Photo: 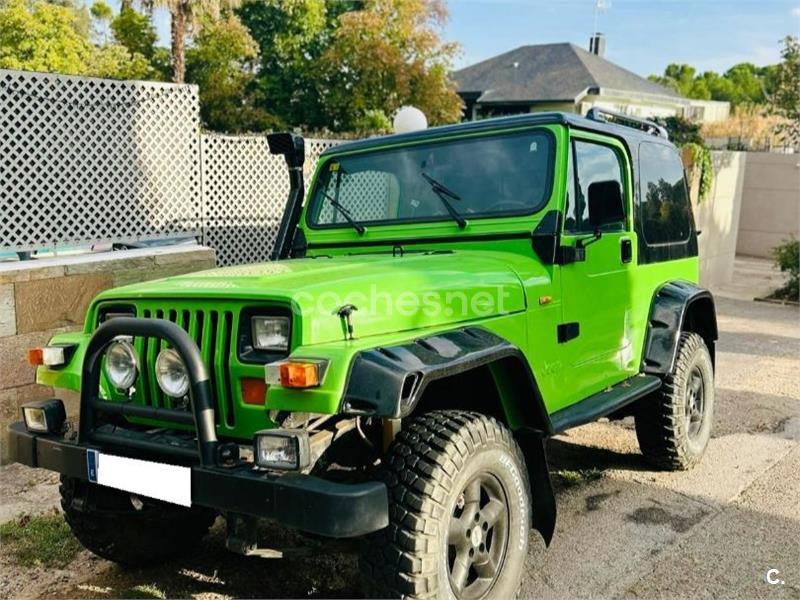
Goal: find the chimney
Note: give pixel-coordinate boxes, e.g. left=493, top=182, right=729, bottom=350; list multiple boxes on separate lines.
left=589, top=33, right=606, bottom=57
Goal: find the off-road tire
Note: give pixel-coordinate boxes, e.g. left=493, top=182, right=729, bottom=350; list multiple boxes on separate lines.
left=60, top=475, right=216, bottom=566
left=360, top=410, right=531, bottom=599
left=635, top=332, right=714, bottom=470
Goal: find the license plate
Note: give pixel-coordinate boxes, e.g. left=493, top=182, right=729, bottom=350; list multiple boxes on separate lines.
left=86, top=450, right=192, bottom=507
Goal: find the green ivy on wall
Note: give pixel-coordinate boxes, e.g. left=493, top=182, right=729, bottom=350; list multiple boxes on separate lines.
left=683, top=142, right=714, bottom=203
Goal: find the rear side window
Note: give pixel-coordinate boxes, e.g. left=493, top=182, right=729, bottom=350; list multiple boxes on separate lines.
left=638, top=142, right=692, bottom=244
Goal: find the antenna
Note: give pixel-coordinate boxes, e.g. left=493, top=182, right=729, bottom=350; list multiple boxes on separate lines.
left=593, top=0, right=611, bottom=36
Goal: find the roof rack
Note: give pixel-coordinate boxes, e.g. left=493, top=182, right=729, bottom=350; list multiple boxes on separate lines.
left=585, top=107, right=669, bottom=140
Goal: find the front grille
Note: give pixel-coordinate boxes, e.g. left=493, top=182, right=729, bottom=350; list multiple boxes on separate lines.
left=132, top=307, right=236, bottom=427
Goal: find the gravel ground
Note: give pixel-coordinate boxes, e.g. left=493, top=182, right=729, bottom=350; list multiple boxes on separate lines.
left=1, top=257, right=798, bottom=599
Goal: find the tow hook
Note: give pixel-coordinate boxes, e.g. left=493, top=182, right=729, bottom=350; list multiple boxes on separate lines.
left=216, top=442, right=240, bottom=467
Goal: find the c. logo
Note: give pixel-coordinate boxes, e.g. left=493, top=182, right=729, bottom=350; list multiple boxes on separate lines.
left=765, top=569, right=783, bottom=585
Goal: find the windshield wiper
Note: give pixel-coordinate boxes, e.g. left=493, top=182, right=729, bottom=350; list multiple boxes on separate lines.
left=322, top=192, right=365, bottom=235
left=421, top=172, right=467, bottom=229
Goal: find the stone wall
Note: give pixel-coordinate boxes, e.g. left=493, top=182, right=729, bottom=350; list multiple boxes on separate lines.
left=0, top=245, right=215, bottom=463
left=736, top=152, right=800, bottom=258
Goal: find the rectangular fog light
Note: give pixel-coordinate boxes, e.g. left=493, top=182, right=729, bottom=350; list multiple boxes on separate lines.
left=254, top=429, right=310, bottom=470
left=22, top=399, right=66, bottom=434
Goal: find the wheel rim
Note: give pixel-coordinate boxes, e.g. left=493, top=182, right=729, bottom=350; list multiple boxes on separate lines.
left=685, top=366, right=705, bottom=440
left=446, top=473, right=510, bottom=599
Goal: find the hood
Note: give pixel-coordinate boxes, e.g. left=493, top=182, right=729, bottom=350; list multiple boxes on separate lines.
left=95, top=250, right=529, bottom=345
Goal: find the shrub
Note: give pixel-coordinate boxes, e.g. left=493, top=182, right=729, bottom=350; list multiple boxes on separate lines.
left=770, top=236, right=799, bottom=301
left=655, top=116, right=714, bottom=203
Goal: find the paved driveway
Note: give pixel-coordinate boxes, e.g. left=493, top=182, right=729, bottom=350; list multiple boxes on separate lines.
left=1, top=258, right=798, bottom=599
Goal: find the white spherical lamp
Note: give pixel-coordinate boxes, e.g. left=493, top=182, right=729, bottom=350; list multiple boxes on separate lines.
left=393, top=106, right=428, bottom=134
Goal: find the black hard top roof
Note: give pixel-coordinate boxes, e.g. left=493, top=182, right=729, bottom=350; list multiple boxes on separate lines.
left=321, top=112, right=675, bottom=157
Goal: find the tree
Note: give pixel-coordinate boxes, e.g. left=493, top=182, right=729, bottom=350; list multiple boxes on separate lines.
left=89, top=43, right=153, bottom=79
left=0, top=0, right=93, bottom=73
left=650, top=60, right=776, bottom=107
left=152, top=0, right=240, bottom=83
left=772, top=36, right=800, bottom=145
left=90, top=1, right=113, bottom=43
left=700, top=71, right=738, bottom=103
left=649, top=64, right=697, bottom=96
left=46, top=0, right=92, bottom=38
left=110, top=6, right=169, bottom=79
left=0, top=0, right=157, bottom=80
left=724, top=63, right=765, bottom=104
left=111, top=6, right=158, bottom=60
left=186, top=16, right=278, bottom=131
left=317, top=0, right=462, bottom=132
left=237, top=0, right=334, bottom=129
left=238, top=0, right=462, bottom=132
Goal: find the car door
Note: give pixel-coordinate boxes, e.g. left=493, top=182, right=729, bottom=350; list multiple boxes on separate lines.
left=558, top=134, right=637, bottom=403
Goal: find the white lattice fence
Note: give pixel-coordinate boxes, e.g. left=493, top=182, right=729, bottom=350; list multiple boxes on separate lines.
left=0, top=70, right=201, bottom=251
left=0, top=69, right=345, bottom=266
left=200, top=135, right=338, bottom=266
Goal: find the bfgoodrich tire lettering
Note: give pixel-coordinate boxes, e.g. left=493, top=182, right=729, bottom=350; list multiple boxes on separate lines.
left=635, top=332, right=714, bottom=470
left=60, top=476, right=216, bottom=566
left=359, top=410, right=531, bottom=599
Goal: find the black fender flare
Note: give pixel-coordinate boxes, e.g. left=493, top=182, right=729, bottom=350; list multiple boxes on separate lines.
left=340, top=327, right=551, bottom=428
left=516, top=427, right=557, bottom=546
left=642, top=280, right=718, bottom=375
left=339, top=326, right=557, bottom=544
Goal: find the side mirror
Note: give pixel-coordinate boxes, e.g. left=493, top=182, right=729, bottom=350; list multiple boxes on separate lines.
left=587, top=180, right=625, bottom=230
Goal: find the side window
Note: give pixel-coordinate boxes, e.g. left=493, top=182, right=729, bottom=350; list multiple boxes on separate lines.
left=565, top=140, right=625, bottom=233
left=638, top=142, right=692, bottom=245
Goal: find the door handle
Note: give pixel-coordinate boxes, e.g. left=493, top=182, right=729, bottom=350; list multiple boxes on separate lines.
left=620, top=238, right=632, bottom=263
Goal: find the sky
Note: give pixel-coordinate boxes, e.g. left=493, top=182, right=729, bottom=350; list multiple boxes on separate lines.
left=445, top=0, right=799, bottom=74
left=97, top=0, right=800, bottom=78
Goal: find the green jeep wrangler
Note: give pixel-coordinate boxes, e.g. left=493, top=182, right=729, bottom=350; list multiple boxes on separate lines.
left=9, top=109, right=717, bottom=599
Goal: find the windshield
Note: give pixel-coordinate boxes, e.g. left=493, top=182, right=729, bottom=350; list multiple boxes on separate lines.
left=307, top=129, right=554, bottom=229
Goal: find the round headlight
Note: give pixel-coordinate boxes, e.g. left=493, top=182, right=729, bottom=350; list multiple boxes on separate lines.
left=104, top=340, right=138, bottom=390
left=155, top=348, right=189, bottom=398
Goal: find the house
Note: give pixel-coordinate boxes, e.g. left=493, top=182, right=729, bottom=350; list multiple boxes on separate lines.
left=453, top=35, right=730, bottom=124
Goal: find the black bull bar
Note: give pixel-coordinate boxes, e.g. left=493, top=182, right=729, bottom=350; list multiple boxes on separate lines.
left=7, top=317, right=389, bottom=538
left=79, top=317, right=219, bottom=465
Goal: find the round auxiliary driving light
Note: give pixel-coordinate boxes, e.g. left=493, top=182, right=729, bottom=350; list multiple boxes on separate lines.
left=104, top=339, right=138, bottom=390
left=155, top=348, right=189, bottom=398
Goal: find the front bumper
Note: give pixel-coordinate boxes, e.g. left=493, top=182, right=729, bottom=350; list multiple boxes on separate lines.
left=8, top=421, right=388, bottom=538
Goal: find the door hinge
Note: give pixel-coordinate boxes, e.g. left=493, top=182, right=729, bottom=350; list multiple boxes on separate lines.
left=557, top=322, right=580, bottom=343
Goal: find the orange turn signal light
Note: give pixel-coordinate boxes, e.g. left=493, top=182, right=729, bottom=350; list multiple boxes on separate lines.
left=265, top=360, right=326, bottom=389
left=241, top=378, right=268, bottom=405
left=281, top=362, right=319, bottom=388
left=27, top=344, right=75, bottom=367
left=27, top=348, right=44, bottom=366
